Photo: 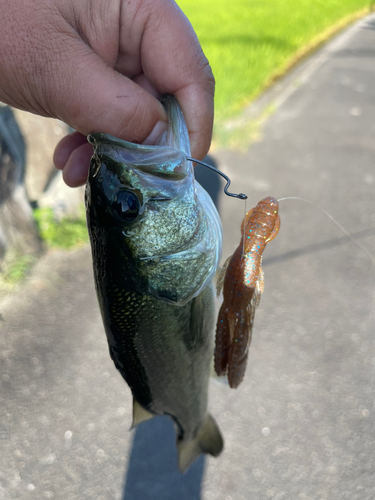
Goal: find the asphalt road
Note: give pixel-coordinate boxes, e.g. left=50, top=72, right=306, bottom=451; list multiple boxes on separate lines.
left=1, top=14, right=375, bottom=500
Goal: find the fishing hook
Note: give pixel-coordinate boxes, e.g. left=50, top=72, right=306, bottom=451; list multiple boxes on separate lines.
left=187, top=156, right=247, bottom=200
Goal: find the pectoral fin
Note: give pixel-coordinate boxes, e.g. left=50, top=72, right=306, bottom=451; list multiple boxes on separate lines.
left=177, top=413, right=224, bottom=473
left=131, top=397, right=154, bottom=428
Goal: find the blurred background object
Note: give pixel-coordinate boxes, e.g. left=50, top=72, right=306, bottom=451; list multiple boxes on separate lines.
left=12, top=110, right=67, bottom=203
left=13, top=111, right=85, bottom=221
left=0, top=105, right=41, bottom=281
left=0, top=109, right=87, bottom=290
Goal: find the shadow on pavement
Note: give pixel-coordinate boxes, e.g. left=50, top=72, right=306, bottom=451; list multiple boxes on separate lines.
left=194, top=155, right=222, bottom=209
left=122, top=416, right=205, bottom=500
left=264, top=226, right=374, bottom=267
left=333, top=48, right=375, bottom=58
left=363, top=17, right=375, bottom=30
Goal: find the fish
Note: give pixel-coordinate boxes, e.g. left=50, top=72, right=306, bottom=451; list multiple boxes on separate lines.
left=215, top=196, right=280, bottom=388
left=85, top=96, right=224, bottom=472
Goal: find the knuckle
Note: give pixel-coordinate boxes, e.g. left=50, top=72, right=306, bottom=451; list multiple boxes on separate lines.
left=116, top=94, right=147, bottom=142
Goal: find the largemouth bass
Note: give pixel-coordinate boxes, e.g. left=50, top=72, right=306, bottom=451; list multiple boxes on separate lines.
left=85, top=96, right=223, bottom=472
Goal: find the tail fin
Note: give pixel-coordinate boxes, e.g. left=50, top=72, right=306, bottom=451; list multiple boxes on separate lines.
left=177, top=414, right=224, bottom=472
left=131, top=397, right=154, bottom=429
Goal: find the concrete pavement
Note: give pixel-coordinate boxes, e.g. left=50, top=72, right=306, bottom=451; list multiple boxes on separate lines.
left=1, top=14, right=375, bottom=500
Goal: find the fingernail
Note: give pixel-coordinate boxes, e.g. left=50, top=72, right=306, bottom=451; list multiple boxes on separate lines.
left=143, top=121, right=168, bottom=145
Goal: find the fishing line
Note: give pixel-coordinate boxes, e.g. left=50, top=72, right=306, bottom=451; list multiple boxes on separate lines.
left=242, top=198, right=248, bottom=259
left=278, top=196, right=375, bottom=266
left=187, top=156, right=247, bottom=200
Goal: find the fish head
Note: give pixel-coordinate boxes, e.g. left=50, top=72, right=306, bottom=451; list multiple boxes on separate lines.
left=86, top=96, right=222, bottom=304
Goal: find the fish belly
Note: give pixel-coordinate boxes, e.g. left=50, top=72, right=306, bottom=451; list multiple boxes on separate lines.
left=98, top=275, right=216, bottom=441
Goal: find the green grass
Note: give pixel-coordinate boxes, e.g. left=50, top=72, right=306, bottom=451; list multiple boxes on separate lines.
left=178, top=0, right=370, bottom=123
left=33, top=207, right=88, bottom=249
left=0, top=209, right=88, bottom=289
left=3, top=255, right=37, bottom=285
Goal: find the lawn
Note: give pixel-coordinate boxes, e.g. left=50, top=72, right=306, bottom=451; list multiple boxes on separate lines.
left=177, top=0, right=370, bottom=123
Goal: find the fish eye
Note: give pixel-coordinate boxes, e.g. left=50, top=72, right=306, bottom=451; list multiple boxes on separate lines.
left=113, top=190, right=140, bottom=221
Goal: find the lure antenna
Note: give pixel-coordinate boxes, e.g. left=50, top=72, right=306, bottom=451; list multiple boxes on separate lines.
left=187, top=156, right=247, bottom=200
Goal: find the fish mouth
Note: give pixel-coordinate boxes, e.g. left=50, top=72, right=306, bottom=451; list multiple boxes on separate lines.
left=88, top=96, right=191, bottom=175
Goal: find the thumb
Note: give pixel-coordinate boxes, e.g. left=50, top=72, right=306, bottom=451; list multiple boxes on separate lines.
left=50, top=41, right=168, bottom=187
left=48, top=43, right=168, bottom=142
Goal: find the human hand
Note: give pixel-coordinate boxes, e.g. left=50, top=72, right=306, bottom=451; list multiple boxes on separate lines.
left=0, top=0, right=214, bottom=187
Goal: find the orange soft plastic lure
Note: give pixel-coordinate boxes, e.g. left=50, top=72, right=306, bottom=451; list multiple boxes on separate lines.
left=214, top=196, right=280, bottom=388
